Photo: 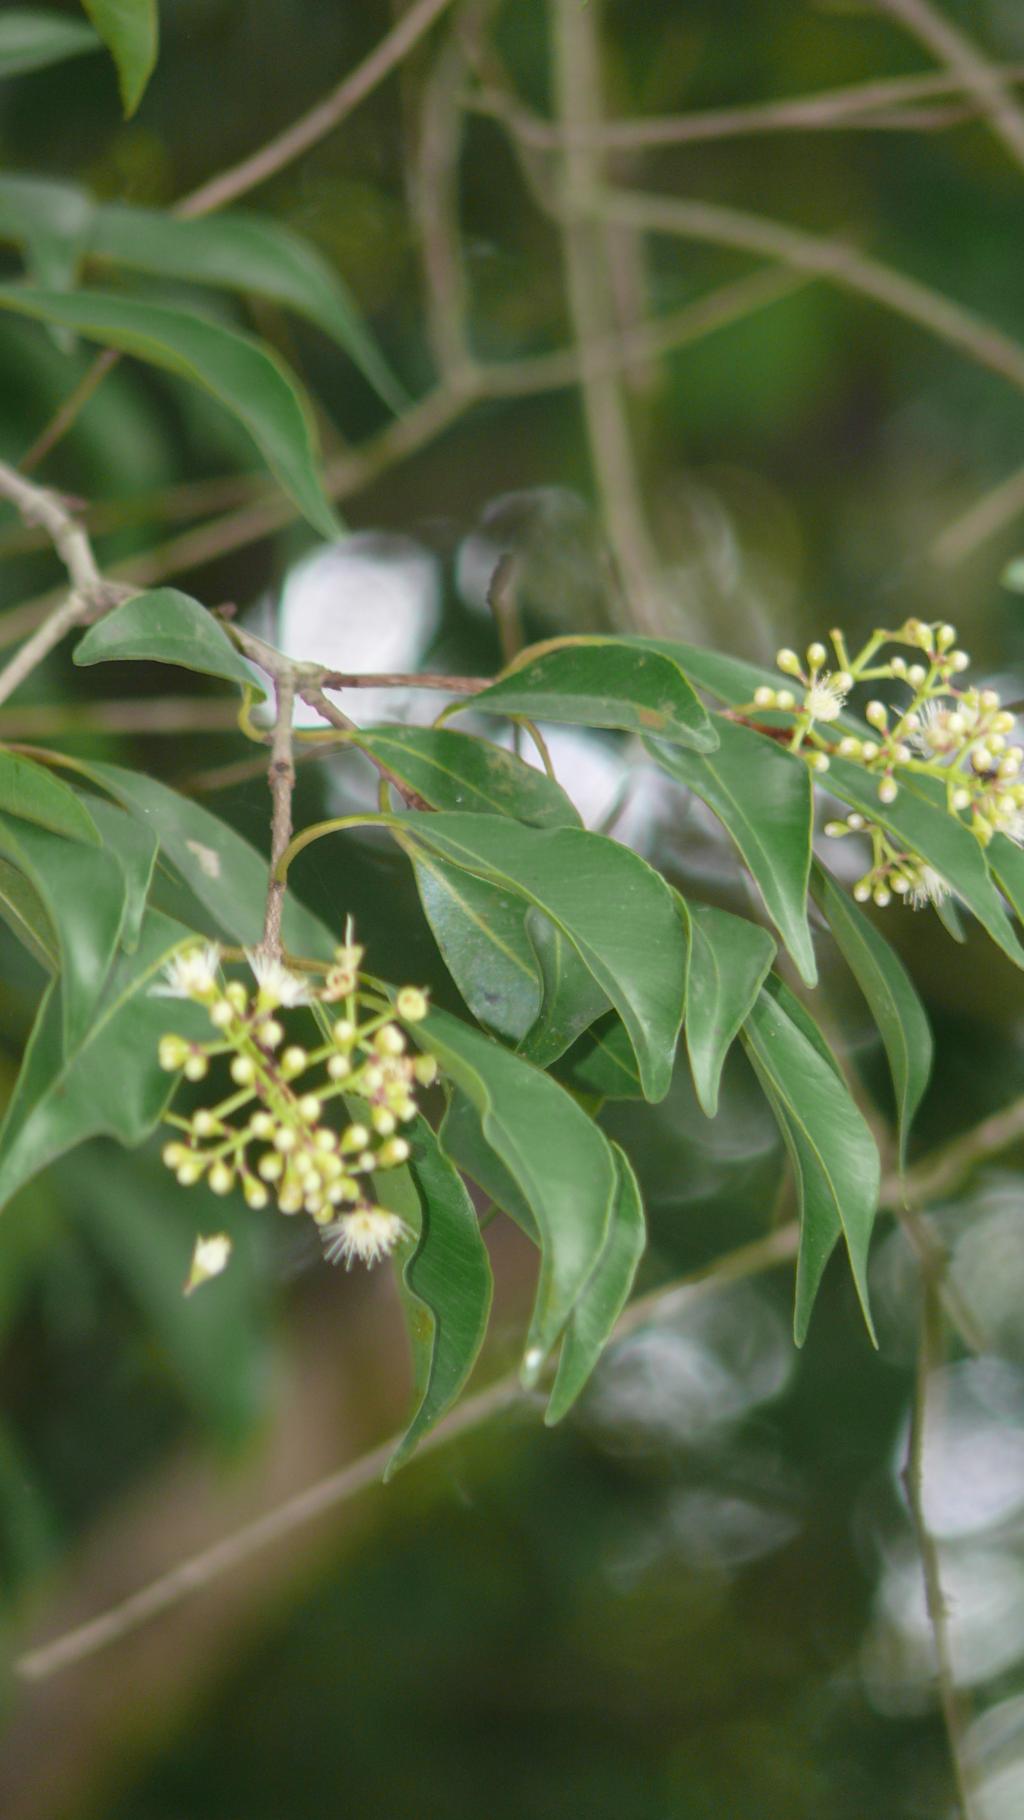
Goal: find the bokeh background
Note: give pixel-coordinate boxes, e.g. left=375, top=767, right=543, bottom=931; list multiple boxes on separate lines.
left=4, top=1, right=1024, bottom=1814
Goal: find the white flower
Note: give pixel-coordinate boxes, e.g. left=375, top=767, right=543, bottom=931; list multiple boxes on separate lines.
left=995, top=805, right=1024, bottom=847
left=152, top=943, right=221, bottom=1000
left=246, top=950, right=313, bottom=1008
left=803, top=673, right=848, bottom=725
left=321, top=1207, right=410, bottom=1269
left=184, top=1232, right=233, bottom=1294
left=908, top=866, right=949, bottom=911
left=910, top=698, right=977, bottom=759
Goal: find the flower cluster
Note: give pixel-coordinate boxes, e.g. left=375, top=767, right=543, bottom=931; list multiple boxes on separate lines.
left=739, top=620, right=1024, bottom=911
left=155, top=937, right=437, bottom=1284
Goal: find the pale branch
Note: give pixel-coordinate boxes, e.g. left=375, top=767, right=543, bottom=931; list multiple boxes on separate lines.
left=317, top=669, right=486, bottom=693
left=0, top=697, right=243, bottom=737
left=877, top=0, right=1024, bottom=174
left=929, top=461, right=1024, bottom=567
left=261, top=673, right=297, bottom=957
left=300, top=686, right=432, bottom=811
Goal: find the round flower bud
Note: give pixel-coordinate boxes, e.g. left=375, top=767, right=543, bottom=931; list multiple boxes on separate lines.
left=375, top=1024, right=406, bottom=1057
left=209, top=1162, right=233, bottom=1196
left=809, top=752, right=830, bottom=772
left=807, top=642, right=827, bottom=667
left=250, top=1111, right=275, bottom=1139
left=873, top=886, right=892, bottom=907
left=183, top=1053, right=209, bottom=1082
left=837, top=737, right=862, bottom=758
left=278, top=1185, right=304, bottom=1215
left=377, top=1138, right=411, bottom=1168
left=225, top=981, right=249, bottom=1014
left=853, top=882, right=872, bottom=903
left=327, top=1054, right=351, bottom=1082
left=413, top=1055, right=439, bottom=1087
left=208, top=999, right=234, bottom=1030
left=281, top=1046, right=307, bottom=1078
left=775, top=690, right=796, bottom=710
left=314, top=1127, right=338, bottom=1153
left=981, top=689, right=1001, bottom=710
left=372, top=1106, right=397, bottom=1136
left=892, top=874, right=911, bottom=895
left=753, top=686, right=776, bottom=708
left=865, top=700, right=887, bottom=730
left=341, top=1123, right=370, bottom=1153
left=361, top=1065, right=385, bottom=1093
left=244, top=1181, right=269, bottom=1210
left=298, top=1094, right=322, bottom=1123
left=894, top=744, right=912, bottom=765
left=396, top=987, right=429, bottom=1023
left=890, top=656, right=908, bottom=678
left=994, top=712, right=1016, bottom=734
left=776, top=648, right=801, bottom=676
left=951, top=651, right=970, bottom=672
left=258, top=1153, right=283, bottom=1182
left=256, top=1018, right=284, bottom=1049
left=951, top=788, right=971, bottom=811
left=332, top=1019, right=355, bottom=1046
left=162, top=1142, right=187, bottom=1169
left=357, top=1152, right=377, bottom=1173
left=824, top=821, right=847, bottom=838
left=273, top=1126, right=297, bottom=1153
left=193, top=1110, right=219, bottom=1138
left=861, top=742, right=879, bottom=762
left=937, top=624, right=957, bottom=651
left=878, top=777, right=898, bottom=805
left=176, top=1160, right=203, bottom=1186
left=834, top=671, right=854, bottom=692
left=230, top=1055, right=256, bottom=1087
left=159, top=1035, right=188, bottom=1071
left=907, top=665, right=927, bottom=688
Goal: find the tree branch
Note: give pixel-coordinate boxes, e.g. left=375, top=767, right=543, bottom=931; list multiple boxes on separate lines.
left=877, top=0, right=1024, bottom=173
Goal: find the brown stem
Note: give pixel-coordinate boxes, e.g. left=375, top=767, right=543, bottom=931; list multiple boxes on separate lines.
left=300, top=687, right=432, bottom=811
left=261, top=674, right=297, bottom=957
left=877, top=0, right=1024, bottom=173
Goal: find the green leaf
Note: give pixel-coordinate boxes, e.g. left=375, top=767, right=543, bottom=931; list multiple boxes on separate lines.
left=440, top=1089, right=538, bottom=1240
left=80, top=0, right=157, bottom=115
left=680, top=897, right=775, bottom=1117
left=987, top=832, right=1024, bottom=928
left=0, top=286, right=339, bottom=539
left=354, top=726, right=581, bottom=827
left=0, top=175, right=93, bottom=290
left=517, top=911, right=610, bottom=1068
left=0, top=911, right=206, bottom=1215
left=74, top=588, right=260, bottom=694
left=386, top=1122, right=494, bottom=1477
left=0, top=857, right=57, bottom=971
left=0, top=10, right=99, bottom=79
left=79, top=760, right=336, bottom=961
left=457, top=636, right=718, bottom=752
left=545, top=1144, right=645, bottom=1425
left=1001, top=556, right=1024, bottom=593
left=0, top=748, right=99, bottom=843
left=556, top=1012, right=645, bottom=1099
left=88, top=203, right=409, bottom=414
left=411, top=849, right=541, bottom=1043
left=827, top=757, right=1024, bottom=969
left=417, top=1007, right=617, bottom=1378
left=85, top=795, right=157, bottom=953
left=395, top=814, right=685, bottom=1100
left=648, top=717, right=817, bottom=985
left=811, top=862, right=932, bottom=1166
left=0, top=814, right=126, bottom=1054
left=741, top=987, right=879, bottom=1345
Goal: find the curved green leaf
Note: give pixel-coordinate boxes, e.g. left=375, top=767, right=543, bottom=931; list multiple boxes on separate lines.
left=81, top=0, right=157, bottom=115
left=85, top=795, right=157, bottom=953
left=556, top=1012, right=644, bottom=1100
left=0, top=858, right=57, bottom=971
left=386, top=1122, right=494, bottom=1477
left=0, top=749, right=98, bottom=843
left=988, top=832, right=1024, bottom=929
left=74, top=588, right=260, bottom=694
left=396, top=813, right=685, bottom=1101
left=457, top=636, right=718, bottom=751
left=811, top=862, right=932, bottom=1166
left=412, top=849, right=541, bottom=1042
left=0, top=814, right=126, bottom=1054
left=517, top=910, right=610, bottom=1069
left=88, top=203, right=408, bottom=413
left=418, top=1007, right=617, bottom=1379
left=741, top=987, right=879, bottom=1344
left=649, top=717, right=816, bottom=985
left=680, top=897, right=775, bottom=1117
left=0, top=286, right=339, bottom=539
left=0, top=175, right=93, bottom=290
left=355, top=726, right=581, bottom=827
left=0, top=10, right=99, bottom=79
left=545, top=1144, right=645, bottom=1425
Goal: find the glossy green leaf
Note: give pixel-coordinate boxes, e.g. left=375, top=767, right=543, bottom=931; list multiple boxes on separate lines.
left=0, top=814, right=126, bottom=1054
left=517, top=911, right=610, bottom=1068
left=988, top=832, right=1024, bottom=928
left=411, top=848, right=541, bottom=1042
left=396, top=814, right=685, bottom=1101
left=680, top=897, right=775, bottom=1117
left=0, top=857, right=57, bottom=971
left=386, top=1122, right=494, bottom=1477
left=417, top=1007, right=617, bottom=1378
left=355, top=726, right=581, bottom=827
left=85, top=795, right=158, bottom=953
left=88, top=204, right=408, bottom=413
left=440, top=1089, right=538, bottom=1241
left=828, top=757, right=1024, bottom=969
left=649, top=717, right=817, bottom=985
left=81, top=0, right=157, bottom=115
left=741, top=986, right=879, bottom=1344
left=81, top=760, right=336, bottom=961
left=0, top=10, right=99, bottom=79
left=457, top=636, right=718, bottom=751
left=74, top=588, right=260, bottom=693
left=812, top=862, right=932, bottom=1165
left=0, top=749, right=98, bottom=844
left=0, top=911, right=206, bottom=1215
left=557, top=1012, right=645, bottom=1100
left=0, top=287, right=339, bottom=539
left=0, top=175, right=93, bottom=289
left=545, top=1144, right=645, bottom=1425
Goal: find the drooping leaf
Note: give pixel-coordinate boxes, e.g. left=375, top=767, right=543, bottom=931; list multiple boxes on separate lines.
left=556, top=1012, right=645, bottom=1100
left=0, top=749, right=98, bottom=844
left=87, top=203, right=409, bottom=413
left=354, top=726, right=581, bottom=827
left=74, top=588, right=260, bottom=694
left=517, top=911, right=610, bottom=1068
left=648, top=717, right=817, bottom=985
left=417, top=1007, right=617, bottom=1379
left=386, top=1122, right=494, bottom=1477
left=0, top=911, right=206, bottom=1215
left=680, top=896, right=775, bottom=1117
left=741, top=986, right=879, bottom=1344
left=987, top=832, right=1024, bottom=929
left=0, top=857, right=57, bottom=971
left=811, top=862, right=932, bottom=1165
left=411, top=849, right=541, bottom=1042
left=456, top=636, right=718, bottom=752
left=394, top=814, right=685, bottom=1101
left=0, top=813, right=126, bottom=1054
left=0, top=286, right=340, bottom=538
left=84, top=795, right=158, bottom=952
left=440, top=1088, right=538, bottom=1240
left=827, top=757, right=1024, bottom=969
left=0, top=10, right=99, bottom=79
left=0, top=175, right=93, bottom=290
left=545, top=1144, right=645, bottom=1425
left=80, top=0, right=158, bottom=115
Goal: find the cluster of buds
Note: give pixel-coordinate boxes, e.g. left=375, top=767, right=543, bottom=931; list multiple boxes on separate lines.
left=154, top=936, right=437, bottom=1285
left=739, top=620, right=1024, bottom=913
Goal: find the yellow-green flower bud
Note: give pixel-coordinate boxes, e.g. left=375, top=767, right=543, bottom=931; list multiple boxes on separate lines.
left=183, top=1053, right=209, bottom=1082
left=281, top=1046, right=307, bottom=1078
left=396, top=987, right=429, bottom=1023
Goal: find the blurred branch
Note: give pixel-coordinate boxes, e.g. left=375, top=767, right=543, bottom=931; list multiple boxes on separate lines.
left=0, top=698, right=242, bottom=737
left=877, top=0, right=1024, bottom=172
left=411, top=22, right=476, bottom=388
left=262, top=674, right=297, bottom=957
left=930, top=461, right=1024, bottom=567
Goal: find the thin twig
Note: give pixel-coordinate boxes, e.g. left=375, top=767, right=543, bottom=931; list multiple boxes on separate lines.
left=317, top=669, right=486, bottom=693
left=300, top=686, right=432, bottom=810
left=930, top=461, right=1024, bottom=567
left=877, top=0, right=1024, bottom=172
left=261, top=673, right=297, bottom=956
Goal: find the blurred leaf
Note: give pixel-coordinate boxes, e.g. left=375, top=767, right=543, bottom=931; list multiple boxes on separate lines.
left=0, top=9, right=99, bottom=78
left=545, top=1144, right=645, bottom=1425
left=387, top=1122, right=494, bottom=1477
left=0, top=813, right=126, bottom=1054
left=987, top=832, right=1024, bottom=928
left=396, top=813, right=685, bottom=1100
left=0, top=287, right=340, bottom=538
left=0, top=175, right=93, bottom=290
left=0, top=750, right=99, bottom=843
left=0, top=1417, right=59, bottom=1586
left=812, top=863, right=932, bottom=1166
left=85, top=795, right=158, bottom=952
left=517, top=910, right=610, bottom=1068
left=680, top=897, right=775, bottom=1118
left=74, top=588, right=260, bottom=694
left=355, top=726, right=581, bottom=826
left=1001, top=556, right=1024, bottom=592
left=459, top=636, right=718, bottom=751
left=742, top=986, right=879, bottom=1345
left=0, top=856, right=56, bottom=970
left=412, top=848, right=541, bottom=1042
left=649, top=718, right=817, bottom=985
left=88, top=204, right=409, bottom=413
left=419, top=1007, right=617, bottom=1379
left=80, top=0, right=158, bottom=116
